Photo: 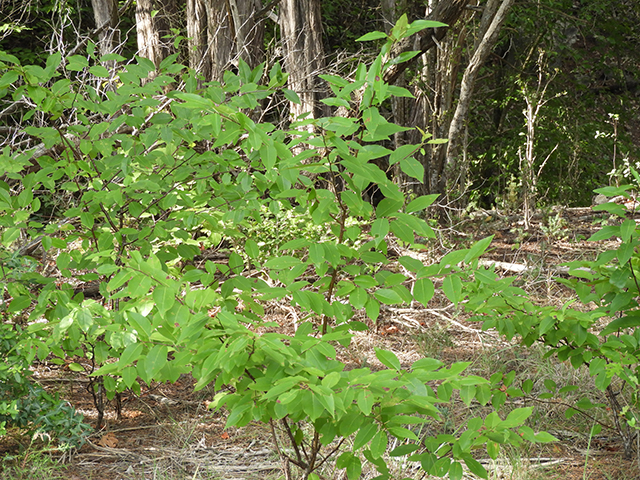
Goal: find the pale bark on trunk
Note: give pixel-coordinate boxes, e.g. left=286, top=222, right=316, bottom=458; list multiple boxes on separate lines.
left=443, top=0, right=514, bottom=192
left=187, top=0, right=210, bottom=80
left=206, top=0, right=233, bottom=81
left=280, top=0, right=326, bottom=121
left=424, top=21, right=467, bottom=195
left=199, top=0, right=264, bottom=81
left=90, top=0, right=120, bottom=58
left=234, top=0, right=265, bottom=70
left=135, top=0, right=176, bottom=68
left=397, top=0, right=468, bottom=196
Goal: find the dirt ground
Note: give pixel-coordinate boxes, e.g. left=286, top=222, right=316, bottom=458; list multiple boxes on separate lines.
left=2, top=207, right=640, bottom=480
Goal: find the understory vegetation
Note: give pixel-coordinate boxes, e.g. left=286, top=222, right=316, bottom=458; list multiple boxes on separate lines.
left=2, top=14, right=640, bottom=480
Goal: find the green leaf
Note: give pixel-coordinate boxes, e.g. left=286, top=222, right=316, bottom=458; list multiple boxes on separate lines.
left=486, top=440, right=500, bottom=459
left=119, top=343, right=144, bottom=368
left=413, top=278, right=434, bottom=306
left=400, top=157, right=424, bottom=181
left=349, top=287, right=369, bottom=309
left=601, top=313, right=640, bottom=335
left=388, top=50, right=421, bottom=66
left=8, top=296, right=31, bottom=313
left=370, top=430, right=388, bottom=458
left=144, top=345, right=168, bottom=381
left=464, top=235, right=494, bottom=262
left=264, top=256, right=302, bottom=269
left=371, top=218, right=389, bottom=240
left=321, top=97, right=351, bottom=108
left=89, top=65, right=109, bottom=77
left=448, top=461, right=463, bottom=480
left=390, top=218, right=415, bottom=243
left=357, top=390, right=374, bottom=415
left=228, top=251, right=244, bottom=273
left=406, top=19, right=448, bottom=37
left=0, top=70, right=20, bottom=88
left=376, top=198, right=403, bottom=217
left=154, top=286, right=175, bottom=316
left=533, top=431, right=558, bottom=443
left=97, top=264, right=119, bottom=275
left=283, top=88, right=301, bottom=105
left=357, top=31, right=388, bottom=42
left=76, top=308, right=94, bottom=332
left=620, top=219, right=636, bottom=242
left=354, top=275, right=378, bottom=288
left=389, top=443, right=420, bottom=456
left=68, top=363, right=84, bottom=372
left=318, top=74, right=350, bottom=87
left=173, top=92, right=215, bottom=110
left=365, top=297, right=380, bottom=321
left=374, top=288, right=404, bottom=305
left=588, top=226, right=619, bottom=241
left=500, top=407, right=532, bottom=428
left=354, top=421, right=378, bottom=450
left=593, top=202, right=627, bottom=217
left=406, top=194, right=439, bottom=213
left=461, top=453, right=488, bottom=479
left=442, top=275, right=463, bottom=305
left=66, top=55, right=88, bottom=71
left=375, top=348, right=401, bottom=370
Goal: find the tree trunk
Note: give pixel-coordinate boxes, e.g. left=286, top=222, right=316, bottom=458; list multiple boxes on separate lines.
left=187, top=0, right=211, bottom=80
left=403, top=0, right=469, bottom=197
left=383, top=0, right=471, bottom=85
left=135, top=0, right=177, bottom=69
left=443, top=0, right=514, bottom=193
left=200, top=0, right=264, bottom=81
left=379, top=0, right=473, bottom=198
left=279, top=0, right=326, bottom=121
left=90, top=0, right=120, bottom=58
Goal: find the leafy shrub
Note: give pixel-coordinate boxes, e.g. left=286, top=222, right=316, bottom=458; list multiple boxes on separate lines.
left=465, top=174, right=640, bottom=458
left=0, top=323, right=89, bottom=447
left=0, top=15, right=555, bottom=477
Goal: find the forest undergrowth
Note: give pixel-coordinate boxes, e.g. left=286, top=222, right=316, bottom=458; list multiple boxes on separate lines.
left=3, top=17, right=640, bottom=480
left=2, top=210, right=639, bottom=480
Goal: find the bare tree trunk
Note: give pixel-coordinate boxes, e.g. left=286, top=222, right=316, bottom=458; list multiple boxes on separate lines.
left=379, top=0, right=472, bottom=198
left=206, top=0, right=233, bottom=81
left=202, top=0, right=264, bottom=81
left=187, top=0, right=211, bottom=79
left=520, top=51, right=557, bottom=229
left=406, top=0, right=468, bottom=196
left=90, top=0, right=120, bottom=58
left=234, top=0, right=265, bottom=70
left=443, top=0, right=514, bottom=193
left=136, top=0, right=177, bottom=68
left=280, top=0, right=326, bottom=121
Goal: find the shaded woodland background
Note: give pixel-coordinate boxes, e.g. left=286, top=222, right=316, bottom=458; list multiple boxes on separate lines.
left=2, top=0, right=640, bottom=212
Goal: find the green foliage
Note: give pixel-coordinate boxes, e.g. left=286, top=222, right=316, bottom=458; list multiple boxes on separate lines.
left=0, top=323, right=89, bottom=447
left=465, top=174, right=640, bottom=456
left=0, top=15, right=552, bottom=475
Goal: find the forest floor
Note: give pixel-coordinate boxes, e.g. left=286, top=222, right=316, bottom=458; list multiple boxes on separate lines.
left=2, top=206, right=640, bottom=480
